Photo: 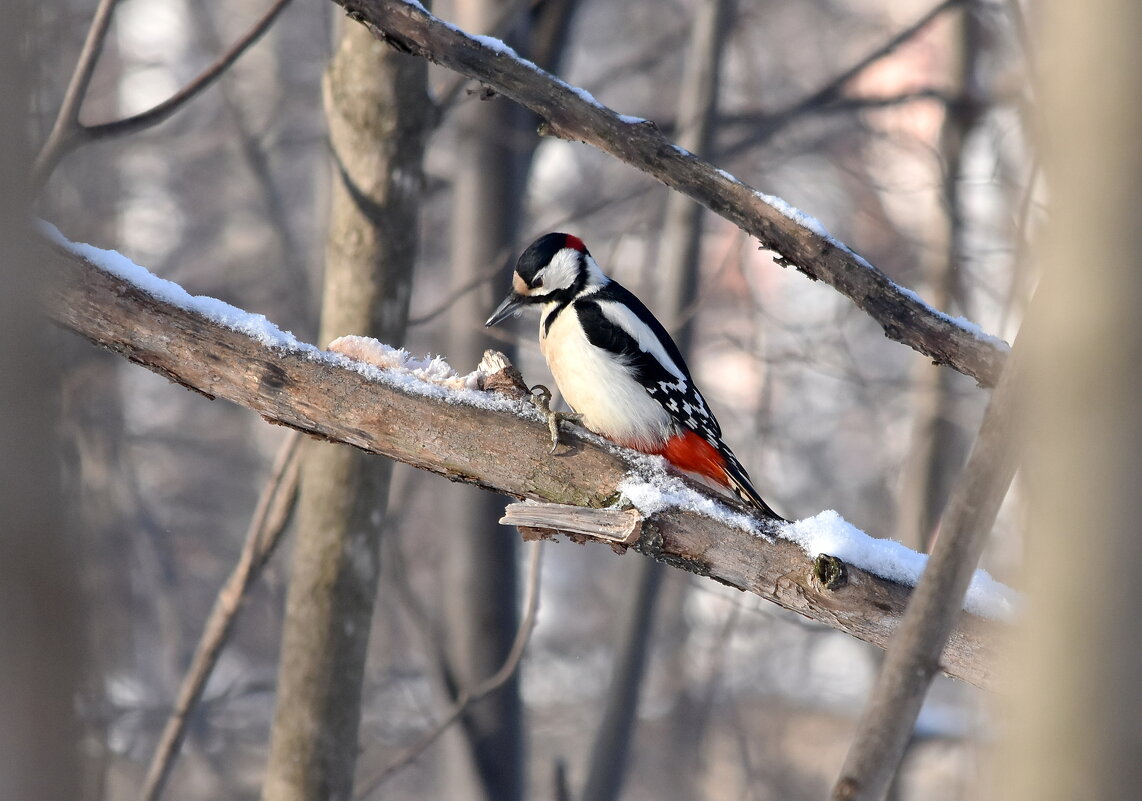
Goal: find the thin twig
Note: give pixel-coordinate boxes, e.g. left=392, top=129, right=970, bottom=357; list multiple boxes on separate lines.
left=139, top=431, right=301, bottom=801
left=33, top=0, right=120, bottom=182
left=85, top=0, right=293, bottom=142
left=721, top=0, right=965, bottom=155
left=357, top=541, right=544, bottom=797
left=33, top=0, right=293, bottom=188
left=790, top=0, right=964, bottom=110
left=406, top=241, right=514, bottom=327
left=187, top=0, right=311, bottom=320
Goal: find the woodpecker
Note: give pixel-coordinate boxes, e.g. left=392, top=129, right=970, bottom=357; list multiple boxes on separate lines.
left=485, top=232, right=782, bottom=520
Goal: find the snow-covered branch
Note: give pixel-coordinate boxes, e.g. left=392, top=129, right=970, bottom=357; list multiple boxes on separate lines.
left=331, top=0, right=1009, bottom=387
left=46, top=234, right=1005, bottom=689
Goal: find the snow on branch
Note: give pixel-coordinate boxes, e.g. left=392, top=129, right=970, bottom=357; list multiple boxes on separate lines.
left=331, top=0, right=1009, bottom=387
left=45, top=229, right=1006, bottom=689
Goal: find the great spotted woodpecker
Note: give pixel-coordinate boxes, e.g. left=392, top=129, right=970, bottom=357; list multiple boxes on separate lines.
left=485, top=232, right=782, bottom=520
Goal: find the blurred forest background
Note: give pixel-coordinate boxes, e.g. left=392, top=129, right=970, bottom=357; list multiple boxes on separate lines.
left=11, top=0, right=1048, bottom=798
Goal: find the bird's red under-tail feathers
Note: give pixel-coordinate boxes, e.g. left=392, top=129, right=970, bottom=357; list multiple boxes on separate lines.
left=651, top=429, right=728, bottom=487
left=627, top=429, right=783, bottom=520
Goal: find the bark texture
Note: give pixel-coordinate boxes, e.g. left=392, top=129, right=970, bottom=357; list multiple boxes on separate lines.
left=262, top=22, right=428, bottom=801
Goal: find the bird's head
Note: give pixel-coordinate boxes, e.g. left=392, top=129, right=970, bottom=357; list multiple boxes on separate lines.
left=485, top=232, right=606, bottom=327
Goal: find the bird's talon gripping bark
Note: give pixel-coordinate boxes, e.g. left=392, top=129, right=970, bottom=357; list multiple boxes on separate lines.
left=530, top=384, right=580, bottom=453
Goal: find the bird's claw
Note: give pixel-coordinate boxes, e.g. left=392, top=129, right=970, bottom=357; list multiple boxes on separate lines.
left=529, top=384, right=582, bottom=453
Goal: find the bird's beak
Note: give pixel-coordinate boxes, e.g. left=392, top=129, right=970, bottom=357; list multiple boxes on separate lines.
left=485, top=292, right=526, bottom=327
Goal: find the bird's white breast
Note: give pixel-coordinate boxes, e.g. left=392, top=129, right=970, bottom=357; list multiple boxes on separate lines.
left=540, top=304, right=673, bottom=448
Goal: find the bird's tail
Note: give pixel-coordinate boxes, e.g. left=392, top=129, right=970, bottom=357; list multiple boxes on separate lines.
left=656, top=430, right=784, bottom=521
left=722, top=456, right=785, bottom=521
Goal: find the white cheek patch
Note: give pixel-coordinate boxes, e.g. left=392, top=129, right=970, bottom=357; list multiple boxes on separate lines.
left=519, top=248, right=583, bottom=299
left=541, top=249, right=582, bottom=291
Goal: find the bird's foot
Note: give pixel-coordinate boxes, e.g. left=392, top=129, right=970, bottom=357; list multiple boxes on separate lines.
left=529, top=384, right=582, bottom=453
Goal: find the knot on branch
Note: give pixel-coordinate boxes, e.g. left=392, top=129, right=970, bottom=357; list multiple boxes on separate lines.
left=812, top=553, right=848, bottom=590
left=477, top=349, right=529, bottom=398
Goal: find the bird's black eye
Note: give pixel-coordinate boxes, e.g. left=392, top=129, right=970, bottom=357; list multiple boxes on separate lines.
left=533, top=276, right=543, bottom=288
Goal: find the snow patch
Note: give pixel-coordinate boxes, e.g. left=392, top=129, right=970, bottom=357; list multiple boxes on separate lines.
left=787, top=511, right=1017, bottom=621
left=328, top=335, right=482, bottom=391
left=617, top=463, right=1018, bottom=621
left=714, top=168, right=742, bottom=185
left=755, top=191, right=830, bottom=238
left=618, top=453, right=772, bottom=540
left=895, top=284, right=1011, bottom=351
left=470, top=34, right=517, bottom=56
left=43, top=221, right=536, bottom=418
left=750, top=192, right=1011, bottom=352
left=568, top=85, right=603, bottom=108
left=41, top=220, right=309, bottom=351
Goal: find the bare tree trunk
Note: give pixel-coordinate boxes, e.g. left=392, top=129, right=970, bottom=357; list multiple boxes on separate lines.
left=582, top=3, right=731, bottom=799
left=439, top=1, right=579, bottom=796
left=0, top=5, right=84, bottom=797
left=579, top=562, right=665, bottom=801
left=262, top=21, right=428, bottom=801
left=655, top=0, right=732, bottom=346
left=895, top=3, right=986, bottom=552
left=440, top=3, right=529, bottom=797
left=994, top=0, right=1142, bottom=798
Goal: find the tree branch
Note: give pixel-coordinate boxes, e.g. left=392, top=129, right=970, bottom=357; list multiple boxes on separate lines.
left=330, top=0, right=1008, bottom=387
left=46, top=243, right=1004, bottom=689
left=356, top=541, right=545, bottom=796
left=140, top=431, right=301, bottom=801
left=32, top=0, right=293, bottom=187
left=832, top=337, right=1024, bottom=800
left=33, top=0, right=120, bottom=184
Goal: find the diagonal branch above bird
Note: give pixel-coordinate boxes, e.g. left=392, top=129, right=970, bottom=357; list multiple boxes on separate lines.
left=487, top=233, right=784, bottom=521
left=333, top=0, right=1010, bottom=388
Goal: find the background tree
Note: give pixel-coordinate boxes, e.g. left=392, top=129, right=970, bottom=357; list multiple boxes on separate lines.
left=581, top=2, right=731, bottom=799
left=996, top=0, right=1142, bottom=798
left=261, top=17, right=429, bottom=801
left=438, top=1, right=529, bottom=796
left=1, top=3, right=84, bottom=799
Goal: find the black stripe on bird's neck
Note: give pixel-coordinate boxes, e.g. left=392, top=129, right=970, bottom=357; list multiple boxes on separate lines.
left=539, top=268, right=600, bottom=336
left=542, top=298, right=572, bottom=336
